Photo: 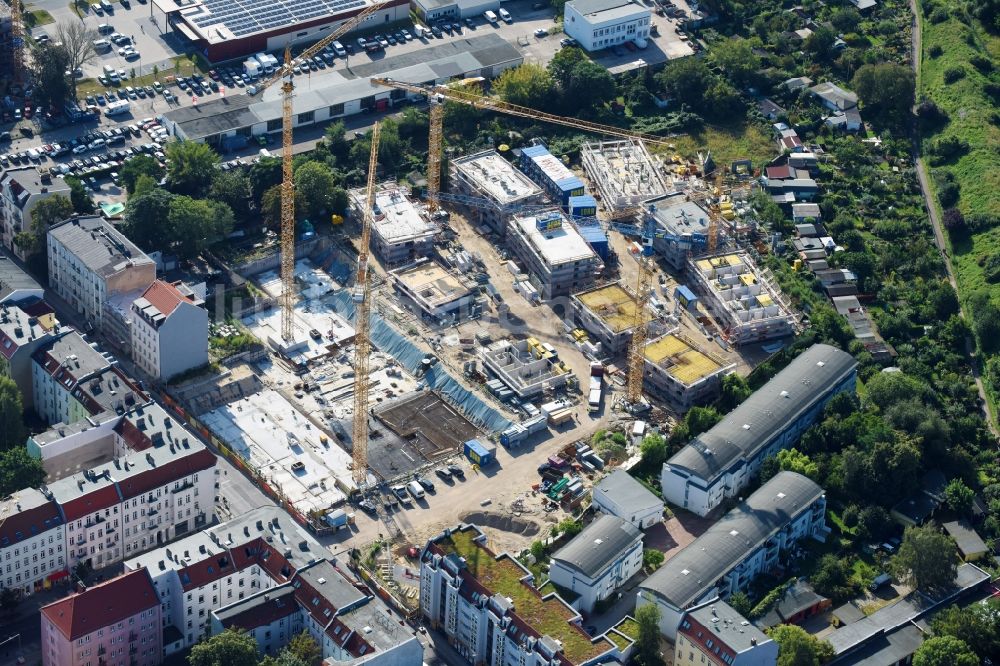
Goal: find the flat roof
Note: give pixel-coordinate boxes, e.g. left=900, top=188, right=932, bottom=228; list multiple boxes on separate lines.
left=452, top=150, right=542, bottom=205
left=394, top=262, right=471, bottom=308
left=178, top=0, right=371, bottom=42
left=370, top=188, right=436, bottom=245
left=575, top=282, right=651, bottom=333
left=513, top=213, right=597, bottom=267
left=594, top=469, right=663, bottom=513
left=643, top=333, right=724, bottom=386
left=48, top=216, right=154, bottom=279
left=690, top=252, right=794, bottom=323
left=648, top=194, right=711, bottom=237
left=521, top=145, right=584, bottom=191
left=581, top=140, right=668, bottom=207
left=686, top=601, right=770, bottom=653
left=568, top=0, right=647, bottom=17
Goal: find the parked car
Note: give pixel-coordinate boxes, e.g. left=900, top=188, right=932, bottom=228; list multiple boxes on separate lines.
left=534, top=28, right=548, bottom=37
left=448, top=464, right=465, bottom=478
left=415, top=475, right=435, bottom=492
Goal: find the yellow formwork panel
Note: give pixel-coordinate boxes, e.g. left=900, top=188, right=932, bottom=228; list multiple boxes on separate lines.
left=644, top=335, right=723, bottom=386
left=576, top=283, right=653, bottom=333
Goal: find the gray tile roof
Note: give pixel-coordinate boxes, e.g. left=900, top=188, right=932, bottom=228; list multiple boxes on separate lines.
left=640, top=472, right=824, bottom=609
left=34, top=330, right=112, bottom=382
left=594, top=470, right=663, bottom=514
left=666, top=344, right=857, bottom=483
left=942, top=521, right=988, bottom=558
left=551, top=514, right=642, bottom=578
left=297, top=559, right=367, bottom=611
left=0, top=256, right=42, bottom=301
left=686, top=601, right=771, bottom=653
left=48, top=216, right=153, bottom=279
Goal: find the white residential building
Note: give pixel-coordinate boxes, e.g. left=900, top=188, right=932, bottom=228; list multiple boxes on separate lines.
left=591, top=469, right=664, bottom=529
left=47, top=215, right=156, bottom=329
left=0, top=167, right=70, bottom=259
left=131, top=280, right=208, bottom=381
left=507, top=211, right=602, bottom=300
left=0, top=300, right=63, bottom=410
left=0, top=488, right=67, bottom=597
left=563, top=0, right=652, bottom=52
left=548, top=514, right=643, bottom=613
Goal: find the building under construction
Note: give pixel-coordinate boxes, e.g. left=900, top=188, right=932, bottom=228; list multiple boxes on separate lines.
left=451, top=150, right=545, bottom=234
left=689, top=253, right=797, bottom=346
left=391, top=259, right=479, bottom=325
left=643, top=331, right=735, bottom=412
left=507, top=211, right=602, bottom=300
left=644, top=193, right=713, bottom=271
left=580, top=139, right=669, bottom=210
left=480, top=339, right=571, bottom=400
left=571, top=282, right=654, bottom=355
left=349, top=184, right=438, bottom=266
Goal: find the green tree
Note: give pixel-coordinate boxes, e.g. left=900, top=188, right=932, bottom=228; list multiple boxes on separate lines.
left=811, top=554, right=857, bottom=601
left=557, top=518, right=583, bottom=537
left=64, top=177, right=94, bottom=214
left=718, top=373, right=751, bottom=412
left=643, top=549, right=665, bottom=571
left=0, top=448, right=46, bottom=497
left=17, top=195, right=73, bottom=256
left=259, top=653, right=309, bottom=666
left=561, top=59, right=616, bottom=112
left=857, top=505, right=894, bottom=540
left=864, top=371, right=927, bottom=410
left=547, top=46, right=587, bottom=91
left=260, top=184, right=285, bottom=229
left=209, top=171, right=253, bottom=224
left=805, top=26, right=837, bottom=60
left=323, top=120, right=350, bottom=161
left=123, top=188, right=176, bottom=250
left=167, top=196, right=234, bottom=259
left=776, top=448, right=819, bottom=480
left=294, top=161, right=343, bottom=220
left=640, top=433, right=667, bottom=468
left=55, top=20, right=96, bottom=100
left=249, top=156, right=283, bottom=199
left=349, top=120, right=405, bottom=174
left=0, top=376, right=26, bottom=450
left=165, top=141, right=219, bottom=196
left=852, top=63, right=916, bottom=127
left=32, top=43, right=71, bottom=110
left=931, top=602, right=1000, bottom=660
left=891, top=525, right=959, bottom=593
left=0, top=587, right=19, bottom=613
left=767, top=625, right=835, bottom=666
left=657, top=57, right=714, bottom=106
left=634, top=603, right=664, bottom=666
left=728, top=591, right=752, bottom=617
left=830, top=7, right=861, bottom=31
left=913, top=636, right=979, bottom=666
left=187, top=628, right=258, bottom=666
left=493, top=63, right=556, bottom=108
left=133, top=174, right=158, bottom=197
left=120, top=154, right=165, bottom=194
left=530, top=540, right=546, bottom=560
left=710, top=37, right=759, bottom=87
left=286, top=631, right=322, bottom=666
left=685, top=406, right=722, bottom=438
left=944, top=479, right=975, bottom=515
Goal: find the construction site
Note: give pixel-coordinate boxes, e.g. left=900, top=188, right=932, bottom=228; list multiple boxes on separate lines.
left=571, top=282, right=657, bottom=355
left=506, top=211, right=604, bottom=300
left=581, top=139, right=671, bottom=210
left=390, top=260, right=479, bottom=326
left=642, top=331, right=736, bottom=411
left=450, top=150, right=546, bottom=235
left=348, top=184, right=440, bottom=266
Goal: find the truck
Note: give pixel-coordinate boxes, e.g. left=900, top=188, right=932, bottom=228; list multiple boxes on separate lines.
left=104, top=99, right=130, bottom=116
left=243, top=59, right=261, bottom=79
left=588, top=362, right=604, bottom=413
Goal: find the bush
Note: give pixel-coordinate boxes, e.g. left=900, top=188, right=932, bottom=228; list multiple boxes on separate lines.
left=970, top=54, right=993, bottom=73
left=938, top=182, right=961, bottom=207
left=984, top=255, right=1000, bottom=284
left=929, top=136, right=970, bottom=164
left=929, top=6, right=949, bottom=22
left=916, top=98, right=948, bottom=127
left=943, top=208, right=966, bottom=230
left=966, top=214, right=1000, bottom=232
left=943, top=66, right=966, bottom=83
left=928, top=44, right=943, bottom=57
left=842, top=504, right=860, bottom=528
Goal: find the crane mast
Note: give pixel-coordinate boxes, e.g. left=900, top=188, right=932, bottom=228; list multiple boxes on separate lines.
left=11, top=0, right=25, bottom=83
left=351, top=122, right=380, bottom=486
left=280, top=47, right=296, bottom=342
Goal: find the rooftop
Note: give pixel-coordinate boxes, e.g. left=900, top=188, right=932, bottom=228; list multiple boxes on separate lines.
left=513, top=212, right=597, bottom=267
left=0, top=256, right=43, bottom=302
left=810, top=81, right=859, bottom=110
left=641, top=472, right=824, bottom=609
left=34, top=330, right=113, bottom=388
left=0, top=167, right=70, bottom=209
left=567, top=0, right=648, bottom=17
left=942, top=521, right=989, bottom=558
left=393, top=261, right=471, bottom=308
left=0, top=487, right=62, bottom=547
left=644, top=332, right=726, bottom=386
left=520, top=145, right=584, bottom=192
left=452, top=150, right=543, bottom=205
left=575, top=282, right=651, bottom=334
left=685, top=601, right=771, bottom=654
left=581, top=140, right=668, bottom=208
left=647, top=195, right=712, bottom=237
left=551, top=514, right=642, bottom=579
left=365, top=187, right=437, bottom=245
left=214, top=583, right=300, bottom=630
left=48, top=216, right=154, bottom=279
left=666, top=343, right=856, bottom=483
left=133, top=279, right=200, bottom=323
left=173, top=0, right=374, bottom=43
left=0, top=301, right=53, bottom=361
left=41, top=569, right=159, bottom=640
left=594, top=469, right=663, bottom=512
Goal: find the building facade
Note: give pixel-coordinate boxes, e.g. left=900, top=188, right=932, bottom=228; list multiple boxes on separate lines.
left=131, top=280, right=208, bottom=381
left=642, top=331, right=735, bottom=412
left=518, top=144, right=586, bottom=206
left=0, top=167, right=71, bottom=259
left=349, top=186, right=438, bottom=266
left=639, top=472, right=827, bottom=639
left=40, top=568, right=163, bottom=666
left=661, top=343, right=856, bottom=516
left=0, top=488, right=67, bottom=598
left=47, top=216, right=156, bottom=329
left=0, top=300, right=63, bottom=409
left=563, top=0, right=652, bottom=52
left=450, top=150, right=545, bottom=235
left=591, top=469, right=664, bottom=529
left=507, top=212, right=602, bottom=300
left=391, top=261, right=477, bottom=325
left=675, top=602, right=778, bottom=666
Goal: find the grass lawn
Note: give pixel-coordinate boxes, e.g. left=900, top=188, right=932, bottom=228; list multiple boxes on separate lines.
left=660, top=122, right=776, bottom=167
left=440, top=529, right=613, bottom=663
left=76, top=56, right=205, bottom=98
left=26, top=9, right=55, bottom=26
left=615, top=617, right=640, bottom=640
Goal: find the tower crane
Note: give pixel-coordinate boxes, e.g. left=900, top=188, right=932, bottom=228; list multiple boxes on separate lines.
left=351, top=121, right=380, bottom=487
left=11, top=0, right=25, bottom=83
left=248, top=0, right=395, bottom=342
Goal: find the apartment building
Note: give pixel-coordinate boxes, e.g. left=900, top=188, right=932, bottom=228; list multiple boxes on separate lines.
left=450, top=150, right=545, bottom=234
left=349, top=185, right=438, bottom=266
left=639, top=472, right=827, bottom=639
left=391, top=260, right=477, bottom=325
left=591, top=469, right=664, bottom=529
left=642, top=331, right=735, bottom=413
left=563, top=0, right=652, bottom=52
left=0, top=488, right=67, bottom=597
left=518, top=144, right=586, bottom=206
left=675, top=602, right=778, bottom=666
left=0, top=255, right=45, bottom=304
left=661, top=343, right=856, bottom=516
left=548, top=514, right=643, bottom=613
left=507, top=211, right=602, bottom=300
left=420, top=524, right=622, bottom=666
left=0, top=300, right=64, bottom=409
left=0, top=167, right=71, bottom=258
left=571, top=282, right=652, bottom=355
left=40, top=568, right=163, bottom=666
left=47, top=216, right=156, bottom=328
left=131, top=280, right=208, bottom=381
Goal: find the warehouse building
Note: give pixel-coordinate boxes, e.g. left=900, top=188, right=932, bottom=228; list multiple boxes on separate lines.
left=688, top=252, right=797, bottom=345
left=152, top=0, right=410, bottom=62
left=507, top=211, right=602, bottom=300
left=349, top=185, right=438, bottom=266
left=661, top=343, right=857, bottom=516
left=638, top=471, right=827, bottom=639
left=411, top=0, right=500, bottom=22
left=391, top=260, right=478, bottom=324
left=642, top=331, right=734, bottom=412
left=580, top=139, right=668, bottom=210
left=571, top=282, right=651, bottom=355
left=518, top=144, right=586, bottom=206
left=563, top=0, right=652, bottom=52
left=480, top=338, right=571, bottom=399
left=451, top=150, right=545, bottom=234
left=161, top=34, right=523, bottom=147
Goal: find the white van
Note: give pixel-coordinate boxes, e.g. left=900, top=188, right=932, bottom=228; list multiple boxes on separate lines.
left=406, top=480, right=425, bottom=500
left=105, top=99, right=130, bottom=116
left=484, top=9, right=498, bottom=23
left=332, top=40, right=346, bottom=56
left=498, top=7, right=512, bottom=22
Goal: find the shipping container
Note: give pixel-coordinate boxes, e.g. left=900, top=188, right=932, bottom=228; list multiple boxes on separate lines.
left=464, top=439, right=496, bottom=466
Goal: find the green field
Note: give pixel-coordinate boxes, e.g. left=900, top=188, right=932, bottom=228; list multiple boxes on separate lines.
left=660, top=123, right=776, bottom=167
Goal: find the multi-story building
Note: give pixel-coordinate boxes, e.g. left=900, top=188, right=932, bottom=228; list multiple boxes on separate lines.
left=0, top=488, right=67, bottom=598
left=0, top=300, right=65, bottom=409
left=518, top=144, right=586, bottom=207
left=675, top=602, right=778, bottom=666
left=40, top=568, right=163, bottom=666
left=450, top=150, right=545, bottom=235
left=0, top=254, right=45, bottom=304
left=391, top=260, right=478, bottom=325
left=591, top=469, right=664, bottom=530
left=661, top=343, right=856, bottom=516
left=130, top=280, right=208, bottom=381
left=571, top=282, right=652, bottom=356
left=642, top=331, right=735, bottom=412
left=548, top=514, right=643, bottom=613
left=580, top=140, right=668, bottom=211
left=644, top=194, right=711, bottom=271
left=0, top=167, right=71, bottom=258
left=507, top=211, right=602, bottom=300
left=420, top=524, right=623, bottom=666
left=563, top=0, right=652, bottom=52
left=479, top=338, right=571, bottom=399
left=349, top=185, right=438, bottom=266
left=47, top=215, right=156, bottom=329
left=639, top=472, right=828, bottom=639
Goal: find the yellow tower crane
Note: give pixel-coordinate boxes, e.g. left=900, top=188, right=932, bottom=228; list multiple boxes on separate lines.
left=351, top=121, right=380, bottom=486
left=11, top=0, right=26, bottom=83
left=250, top=0, right=395, bottom=342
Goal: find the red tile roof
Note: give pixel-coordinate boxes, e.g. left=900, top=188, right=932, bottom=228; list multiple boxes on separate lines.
left=41, top=569, right=159, bottom=641
left=766, top=165, right=793, bottom=180
left=140, top=280, right=193, bottom=317
left=178, top=549, right=237, bottom=592
left=218, top=588, right=299, bottom=631
left=59, top=484, right=121, bottom=522
left=0, top=495, right=62, bottom=546
left=116, top=448, right=216, bottom=500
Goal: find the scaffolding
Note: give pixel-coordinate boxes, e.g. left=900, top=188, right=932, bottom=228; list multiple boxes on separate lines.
left=581, top=139, right=669, bottom=210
